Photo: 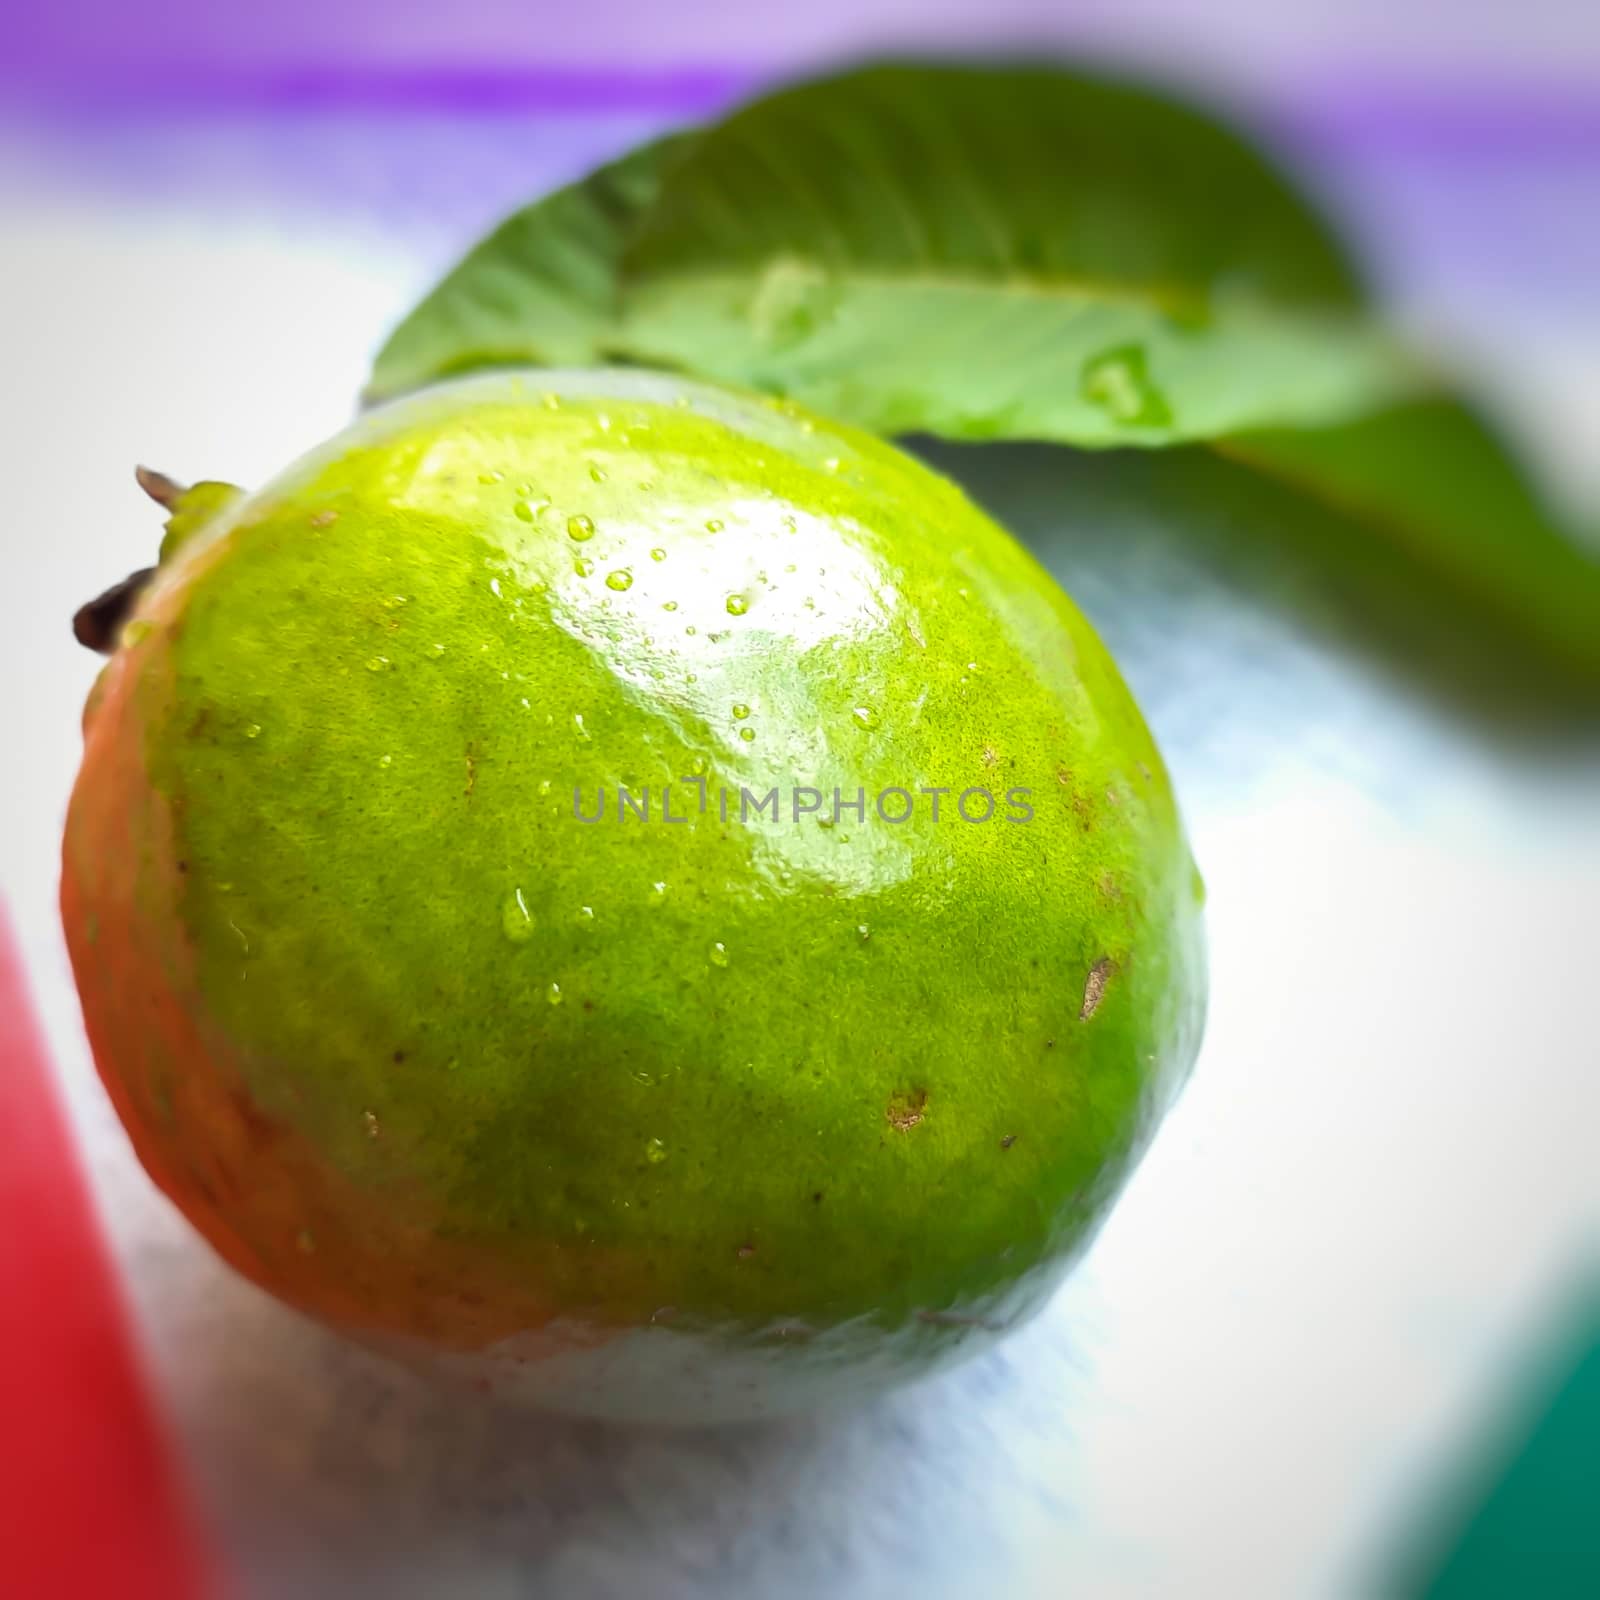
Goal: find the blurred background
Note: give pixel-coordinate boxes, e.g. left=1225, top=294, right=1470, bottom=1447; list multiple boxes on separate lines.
left=3, top=2, right=1597, bottom=1596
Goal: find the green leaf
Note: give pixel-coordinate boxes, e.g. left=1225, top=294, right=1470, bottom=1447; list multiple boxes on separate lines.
left=611, top=63, right=1417, bottom=445
left=366, top=135, right=686, bottom=405
left=1220, top=398, right=1600, bottom=684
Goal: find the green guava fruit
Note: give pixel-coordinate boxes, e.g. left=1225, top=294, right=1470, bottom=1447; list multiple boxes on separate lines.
left=62, top=370, right=1205, bottom=1422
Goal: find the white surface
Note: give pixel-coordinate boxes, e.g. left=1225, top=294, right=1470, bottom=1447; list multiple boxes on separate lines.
left=3, top=111, right=1599, bottom=1597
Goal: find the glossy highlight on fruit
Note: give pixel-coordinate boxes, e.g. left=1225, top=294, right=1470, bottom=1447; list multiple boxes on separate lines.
left=62, top=370, right=1206, bottom=1422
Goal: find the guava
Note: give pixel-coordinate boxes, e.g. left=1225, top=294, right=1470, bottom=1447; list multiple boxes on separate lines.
left=62, top=370, right=1205, bottom=1422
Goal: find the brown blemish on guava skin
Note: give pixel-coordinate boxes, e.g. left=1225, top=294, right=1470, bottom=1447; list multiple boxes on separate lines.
left=736, top=1243, right=756, bottom=1260
left=1055, top=765, right=1072, bottom=786
left=886, top=1088, right=929, bottom=1131
left=1000, top=1134, right=1017, bottom=1150
left=309, top=510, right=339, bottom=529
left=227, top=1086, right=277, bottom=1155
left=1079, top=958, right=1113, bottom=1020
left=981, top=745, right=999, bottom=767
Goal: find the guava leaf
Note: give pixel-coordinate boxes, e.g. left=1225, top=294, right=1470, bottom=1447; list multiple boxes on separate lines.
left=610, top=63, right=1417, bottom=445
left=1220, top=398, right=1600, bottom=685
left=366, top=135, right=687, bottom=405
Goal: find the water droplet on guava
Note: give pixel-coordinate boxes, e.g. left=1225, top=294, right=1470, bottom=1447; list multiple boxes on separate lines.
left=567, top=514, right=596, bottom=542
left=645, top=1137, right=669, bottom=1164
left=605, top=569, right=634, bottom=592
left=708, top=942, right=729, bottom=968
left=725, top=593, right=750, bottom=616
left=1079, top=344, right=1173, bottom=428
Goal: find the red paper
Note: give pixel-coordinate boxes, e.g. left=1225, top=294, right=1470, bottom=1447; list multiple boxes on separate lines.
left=0, top=905, right=215, bottom=1599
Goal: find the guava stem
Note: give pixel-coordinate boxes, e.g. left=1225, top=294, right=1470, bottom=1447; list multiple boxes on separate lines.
left=72, top=466, right=191, bottom=652
left=135, top=465, right=187, bottom=509
left=73, top=568, right=156, bottom=654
